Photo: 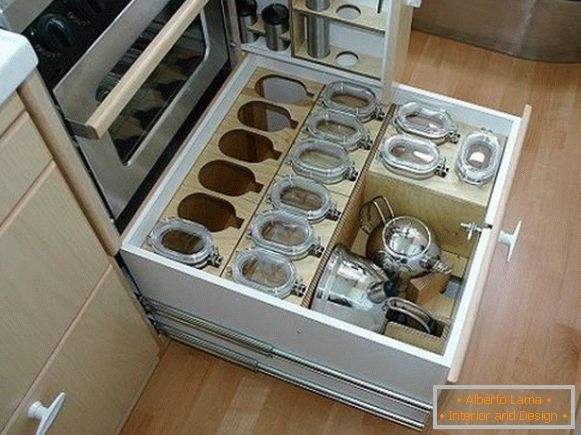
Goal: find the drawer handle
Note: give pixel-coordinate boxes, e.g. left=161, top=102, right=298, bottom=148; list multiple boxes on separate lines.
left=27, top=392, right=66, bottom=435
left=497, top=220, right=522, bottom=262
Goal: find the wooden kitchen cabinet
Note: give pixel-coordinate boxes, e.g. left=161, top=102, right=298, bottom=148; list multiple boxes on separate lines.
left=0, top=89, right=160, bottom=434
left=2, top=263, right=160, bottom=435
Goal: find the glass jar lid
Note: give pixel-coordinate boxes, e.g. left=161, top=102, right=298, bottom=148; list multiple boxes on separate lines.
left=455, top=129, right=502, bottom=186
left=230, top=248, right=302, bottom=299
left=321, top=81, right=380, bottom=121
left=288, top=139, right=357, bottom=184
left=249, top=210, right=323, bottom=259
left=269, top=176, right=340, bottom=223
left=306, top=109, right=370, bottom=151
left=379, top=134, right=448, bottom=179
left=394, top=102, right=459, bottom=144
left=148, top=217, right=222, bottom=268
left=383, top=216, right=431, bottom=259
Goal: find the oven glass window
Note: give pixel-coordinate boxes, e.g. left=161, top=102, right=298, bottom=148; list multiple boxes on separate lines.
left=95, top=0, right=206, bottom=164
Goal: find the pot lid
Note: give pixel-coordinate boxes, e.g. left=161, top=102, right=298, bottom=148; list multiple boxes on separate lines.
left=379, top=134, right=446, bottom=179
left=394, top=102, right=459, bottom=144
left=383, top=216, right=431, bottom=258
left=455, top=129, right=502, bottom=186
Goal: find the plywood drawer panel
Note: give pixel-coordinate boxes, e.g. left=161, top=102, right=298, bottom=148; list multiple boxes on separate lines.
left=0, top=165, right=107, bottom=428
left=0, top=113, right=51, bottom=223
left=2, top=264, right=160, bottom=435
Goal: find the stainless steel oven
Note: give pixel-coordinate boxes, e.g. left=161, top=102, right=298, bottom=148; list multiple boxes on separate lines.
left=1, top=0, right=231, bottom=228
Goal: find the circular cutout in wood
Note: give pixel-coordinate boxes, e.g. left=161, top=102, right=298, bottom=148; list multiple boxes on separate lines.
left=336, top=5, right=361, bottom=20
left=199, top=160, right=264, bottom=196
left=178, top=192, right=244, bottom=232
left=335, top=51, right=359, bottom=67
left=219, top=129, right=281, bottom=163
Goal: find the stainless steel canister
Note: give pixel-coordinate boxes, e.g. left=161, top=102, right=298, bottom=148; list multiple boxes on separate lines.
left=306, top=0, right=330, bottom=58
left=237, top=0, right=258, bottom=43
left=262, top=4, right=290, bottom=51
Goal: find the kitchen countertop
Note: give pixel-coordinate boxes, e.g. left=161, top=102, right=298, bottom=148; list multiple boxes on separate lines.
left=0, top=30, right=37, bottom=106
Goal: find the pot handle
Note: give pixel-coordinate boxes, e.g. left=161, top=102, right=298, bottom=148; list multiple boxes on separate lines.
left=359, top=196, right=395, bottom=234
left=421, top=256, right=452, bottom=275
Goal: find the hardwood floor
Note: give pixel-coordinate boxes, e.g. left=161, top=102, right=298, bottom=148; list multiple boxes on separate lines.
left=122, top=32, right=581, bottom=435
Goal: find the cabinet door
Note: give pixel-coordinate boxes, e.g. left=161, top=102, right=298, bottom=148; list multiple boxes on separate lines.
left=3, top=264, right=160, bottom=435
left=0, top=165, right=108, bottom=428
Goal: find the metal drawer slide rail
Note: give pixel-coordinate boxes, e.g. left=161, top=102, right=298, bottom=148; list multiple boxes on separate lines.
left=162, top=323, right=427, bottom=431
left=144, top=298, right=432, bottom=428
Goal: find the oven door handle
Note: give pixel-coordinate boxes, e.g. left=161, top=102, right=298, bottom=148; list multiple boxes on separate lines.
left=69, top=0, right=209, bottom=140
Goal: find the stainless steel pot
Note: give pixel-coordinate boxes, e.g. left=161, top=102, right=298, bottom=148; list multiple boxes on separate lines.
left=359, top=196, right=451, bottom=279
left=312, top=245, right=399, bottom=332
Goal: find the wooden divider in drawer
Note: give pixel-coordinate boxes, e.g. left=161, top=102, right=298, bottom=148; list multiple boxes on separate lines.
left=0, top=164, right=108, bottom=428
left=0, top=94, right=24, bottom=137
left=0, top=113, right=51, bottom=223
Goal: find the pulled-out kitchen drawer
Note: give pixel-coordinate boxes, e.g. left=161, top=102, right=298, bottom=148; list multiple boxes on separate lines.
left=121, top=51, right=530, bottom=430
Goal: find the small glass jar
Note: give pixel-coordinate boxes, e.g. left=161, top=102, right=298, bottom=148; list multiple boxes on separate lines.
left=148, top=217, right=222, bottom=268
left=288, top=139, right=357, bottom=184
left=455, top=129, right=502, bottom=186
left=306, top=109, right=370, bottom=151
left=321, top=81, right=382, bottom=121
left=269, top=176, right=340, bottom=223
left=249, top=210, right=323, bottom=260
left=394, top=102, right=459, bottom=144
left=379, top=134, right=448, bottom=179
left=229, top=248, right=305, bottom=298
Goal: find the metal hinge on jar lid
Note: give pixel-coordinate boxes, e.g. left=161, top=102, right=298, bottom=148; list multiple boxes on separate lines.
left=394, top=102, right=460, bottom=144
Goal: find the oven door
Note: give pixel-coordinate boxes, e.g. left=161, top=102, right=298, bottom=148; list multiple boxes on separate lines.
left=53, top=0, right=229, bottom=223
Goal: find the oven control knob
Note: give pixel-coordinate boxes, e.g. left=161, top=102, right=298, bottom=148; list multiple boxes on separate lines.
left=36, top=14, right=74, bottom=52
left=66, top=0, right=106, bottom=21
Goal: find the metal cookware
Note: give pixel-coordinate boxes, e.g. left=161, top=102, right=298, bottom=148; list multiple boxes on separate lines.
left=385, top=297, right=438, bottom=335
left=359, top=196, right=451, bottom=279
left=312, top=245, right=399, bottom=332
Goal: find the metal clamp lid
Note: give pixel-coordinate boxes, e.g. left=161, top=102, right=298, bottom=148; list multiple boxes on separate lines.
left=379, top=134, right=449, bottom=179
left=229, top=248, right=304, bottom=299
left=307, top=109, right=371, bottom=151
left=321, top=81, right=383, bottom=121
left=249, top=210, right=323, bottom=260
left=288, top=138, right=358, bottom=184
left=148, top=217, right=222, bottom=268
left=269, top=176, right=340, bottom=223
left=394, top=102, right=459, bottom=144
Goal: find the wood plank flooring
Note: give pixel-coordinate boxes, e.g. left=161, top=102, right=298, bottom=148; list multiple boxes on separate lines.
left=122, top=32, right=581, bottom=435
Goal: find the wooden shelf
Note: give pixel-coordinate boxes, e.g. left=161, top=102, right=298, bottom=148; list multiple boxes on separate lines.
left=292, top=0, right=386, bottom=33
left=294, top=40, right=382, bottom=79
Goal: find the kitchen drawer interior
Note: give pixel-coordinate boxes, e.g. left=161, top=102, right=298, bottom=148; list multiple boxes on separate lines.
left=133, top=60, right=514, bottom=356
